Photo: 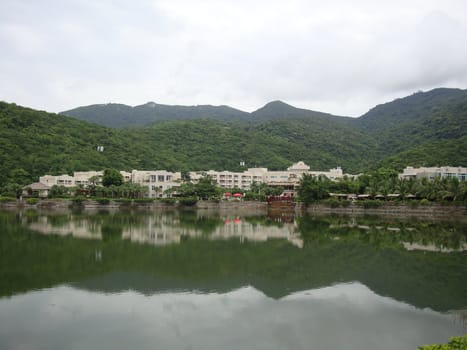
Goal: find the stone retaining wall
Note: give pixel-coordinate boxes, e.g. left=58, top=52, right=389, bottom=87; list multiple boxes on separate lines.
left=296, top=202, right=467, bottom=220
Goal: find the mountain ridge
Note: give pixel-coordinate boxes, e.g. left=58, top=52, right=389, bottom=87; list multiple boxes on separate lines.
left=61, top=87, right=467, bottom=129
left=1, top=87, right=466, bottom=187
left=61, top=99, right=351, bottom=128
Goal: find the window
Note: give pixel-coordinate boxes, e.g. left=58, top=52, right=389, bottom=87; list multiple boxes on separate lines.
left=150, top=175, right=157, bottom=182
left=166, top=175, right=172, bottom=181
left=158, top=175, right=165, bottom=182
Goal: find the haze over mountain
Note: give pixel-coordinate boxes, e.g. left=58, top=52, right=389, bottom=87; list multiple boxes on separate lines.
left=1, top=88, right=466, bottom=187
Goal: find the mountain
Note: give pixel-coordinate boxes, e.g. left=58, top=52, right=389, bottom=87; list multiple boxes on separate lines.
left=0, top=102, right=373, bottom=187
left=1, top=87, right=466, bottom=188
left=61, top=102, right=250, bottom=128
left=355, top=88, right=467, bottom=157
left=62, top=99, right=351, bottom=128
left=251, top=100, right=351, bottom=123
left=356, top=88, right=467, bottom=132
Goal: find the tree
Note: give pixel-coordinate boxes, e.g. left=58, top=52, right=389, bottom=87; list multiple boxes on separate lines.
left=48, top=185, right=69, bottom=198
left=8, top=168, right=31, bottom=186
left=102, top=168, right=123, bottom=187
left=297, top=174, right=331, bottom=203
left=195, top=176, right=220, bottom=200
left=1, top=183, right=23, bottom=198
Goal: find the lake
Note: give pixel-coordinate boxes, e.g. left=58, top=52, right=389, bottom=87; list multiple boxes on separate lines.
left=0, top=208, right=466, bottom=350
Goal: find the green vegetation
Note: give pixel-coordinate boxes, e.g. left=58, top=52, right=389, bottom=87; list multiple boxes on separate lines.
left=0, top=210, right=466, bottom=312
left=25, top=198, right=39, bottom=205
left=62, top=102, right=251, bottom=128
left=102, top=168, right=124, bottom=187
left=418, top=335, right=467, bottom=350
left=1, top=88, right=467, bottom=190
left=297, top=168, right=467, bottom=204
left=243, top=182, right=282, bottom=201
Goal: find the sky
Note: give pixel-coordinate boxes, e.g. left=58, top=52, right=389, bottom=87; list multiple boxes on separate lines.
left=1, top=0, right=467, bottom=117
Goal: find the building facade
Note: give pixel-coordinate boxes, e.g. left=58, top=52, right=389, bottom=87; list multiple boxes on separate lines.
left=36, top=161, right=346, bottom=195
left=39, top=170, right=181, bottom=197
left=399, top=166, right=467, bottom=181
left=190, top=161, right=346, bottom=190
left=130, top=170, right=181, bottom=197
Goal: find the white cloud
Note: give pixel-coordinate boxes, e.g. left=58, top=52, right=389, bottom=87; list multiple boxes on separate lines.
left=1, top=0, right=467, bottom=116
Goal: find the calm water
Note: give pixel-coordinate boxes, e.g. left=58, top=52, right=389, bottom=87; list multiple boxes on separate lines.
left=0, top=209, right=466, bottom=350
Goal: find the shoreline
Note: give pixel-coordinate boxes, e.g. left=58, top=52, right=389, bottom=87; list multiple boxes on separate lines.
left=295, top=202, right=467, bottom=221
left=0, top=199, right=466, bottom=220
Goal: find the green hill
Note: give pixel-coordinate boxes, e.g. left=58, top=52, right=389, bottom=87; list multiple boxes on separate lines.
left=356, top=88, right=467, bottom=156
left=62, top=99, right=352, bottom=128
left=61, top=102, right=251, bottom=128
left=356, top=88, right=467, bottom=132
left=250, top=100, right=352, bottom=123
left=0, top=102, right=372, bottom=187
left=1, top=87, right=467, bottom=188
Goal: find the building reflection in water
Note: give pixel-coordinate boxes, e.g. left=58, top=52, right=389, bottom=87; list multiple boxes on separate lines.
left=23, top=212, right=465, bottom=252
left=23, top=212, right=303, bottom=248
left=121, top=215, right=304, bottom=248
left=26, top=214, right=102, bottom=240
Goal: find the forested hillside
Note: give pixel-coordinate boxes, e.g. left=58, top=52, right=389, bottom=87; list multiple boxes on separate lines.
left=1, top=87, right=466, bottom=188
left=356, top=88, right=467, bottom=156
left=0, top=101, right=375, bottom=187
left=61, top=102, right=250, bottom=128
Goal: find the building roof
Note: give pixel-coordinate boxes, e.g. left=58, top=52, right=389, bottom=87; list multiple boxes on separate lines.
left=24, top=182, right=51, bottom=190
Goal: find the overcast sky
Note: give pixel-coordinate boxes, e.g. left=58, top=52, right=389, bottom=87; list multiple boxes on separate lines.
left=1, top=0, right=467, bottom=117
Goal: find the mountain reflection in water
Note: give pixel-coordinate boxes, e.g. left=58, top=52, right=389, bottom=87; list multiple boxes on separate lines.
left=1, top=209, right=466, bottom=349
left=0, top=282, right=464, bottom=350
left=1, top=209, right=466, bottom=312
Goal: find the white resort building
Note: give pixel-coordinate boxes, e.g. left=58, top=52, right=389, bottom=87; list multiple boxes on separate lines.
left=190, top=161, right=345, bottom=190
left=39, top=170, right=181, bottom=197
left=35, top=161, right=347, bottom=196
left=399, top=166, right=467, bottom=181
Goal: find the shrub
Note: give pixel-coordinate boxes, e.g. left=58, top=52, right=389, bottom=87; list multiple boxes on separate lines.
left=95, top=198, right=110, bottom=205
left=0, top=196, right=16, bottom=203
left=71, top=197, right=86, bottom=204
left=322, top=197, right=340, bottom=208
left=134, top=198, right=155, bottom=203
left=179, top=197, right=198, bottom=206
left=160, top=197, right=177, bottom=205
left=420, top=198, right=430, bottom=206
left=114, top=198, right=132, bottom=203
left=25, top=198, right=39, bottom=205
left=114, top=198, right=132, bottom=206
left=418, top=335, right=467, bottom=349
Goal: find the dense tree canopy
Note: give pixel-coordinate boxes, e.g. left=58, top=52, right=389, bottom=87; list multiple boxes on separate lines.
left=102, top=168, right=124, bottom=187
left=1, top=88, right=466, bottom=190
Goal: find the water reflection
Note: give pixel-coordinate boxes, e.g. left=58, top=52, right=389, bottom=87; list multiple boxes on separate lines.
left=20, top=210, right=304, bottom=248
left=16, top=210, right=467, bottom=252
left=1, top=209, right=466, bottom=313
left=1, top=209, right=467, bottom=349
left=0, top=282, right=464, bottom=350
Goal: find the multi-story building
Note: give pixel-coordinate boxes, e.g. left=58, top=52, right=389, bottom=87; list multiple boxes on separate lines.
left=39, top=170, right=131, bottom=187
left=190, top=161, right=346, bottom=190
left=36, top=161, right=346, bottom=195
left=399, top=166, right=467, bottom=181
left=130, top=170, right=181, bottom=197
left=39, top=170, right=181, bottom=197
left=190, top=168, right=269, bottom=190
